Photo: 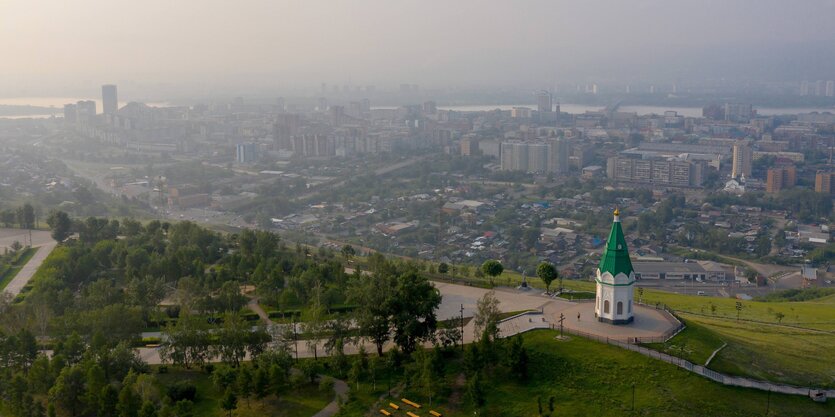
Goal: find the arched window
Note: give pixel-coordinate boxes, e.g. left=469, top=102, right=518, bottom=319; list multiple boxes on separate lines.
left=617, top=301, right=623, bottom=315
left=628, top=300, right=632, bottom=313
left=604, top=300, right=610, bottom=314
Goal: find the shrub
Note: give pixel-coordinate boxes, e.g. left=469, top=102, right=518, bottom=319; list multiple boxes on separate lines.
left=167, top=382, right=198, bottom=402
left=318, top=376, right=335, bottom=393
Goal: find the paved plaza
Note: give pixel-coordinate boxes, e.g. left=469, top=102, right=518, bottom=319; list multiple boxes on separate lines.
left=138, top=280, right=679, bottom=364
left=0, top=228, right=53, bottom=251
left=435, top=281, right=679, bottom=341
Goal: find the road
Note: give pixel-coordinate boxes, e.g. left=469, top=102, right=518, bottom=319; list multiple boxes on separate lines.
left=292, top=155, right=430, bottom=203
left=2, top=239, right=58, bottom=298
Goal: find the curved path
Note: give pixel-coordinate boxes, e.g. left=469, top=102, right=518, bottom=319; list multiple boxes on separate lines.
left=312, top=377, right=349, bottom=417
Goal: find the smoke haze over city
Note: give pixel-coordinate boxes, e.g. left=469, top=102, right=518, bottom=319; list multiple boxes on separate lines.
left=3, top=0, right=835, bottom=97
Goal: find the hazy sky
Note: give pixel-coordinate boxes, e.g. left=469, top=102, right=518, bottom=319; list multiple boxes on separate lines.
left=2, top=0, right=835, bottom=96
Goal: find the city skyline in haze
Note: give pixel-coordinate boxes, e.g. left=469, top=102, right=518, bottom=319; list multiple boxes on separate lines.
left=3, top=0, right=835, bottom=98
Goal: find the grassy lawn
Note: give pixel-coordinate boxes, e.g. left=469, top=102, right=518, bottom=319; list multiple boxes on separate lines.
left=642, top=318, right=726, bottom=365
left=155, top=368, right=332, bottom=417
left=556, top=291, right=596, bottom=300
left=633, top=290, right=835, bottom=387
left=640, top=290, right=835, bottom=331
left=334, top=330, right=834, bottom=417
left=0, top=247, right=38, bottom=291
left=677, top=313, right=835, bottom=388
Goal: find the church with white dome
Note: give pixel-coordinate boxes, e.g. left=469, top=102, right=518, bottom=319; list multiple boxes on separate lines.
left=595, top=208, right=636, bottom=324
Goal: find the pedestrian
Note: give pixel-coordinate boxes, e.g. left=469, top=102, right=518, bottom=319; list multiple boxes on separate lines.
left=577, top=312, right=581, bottom=321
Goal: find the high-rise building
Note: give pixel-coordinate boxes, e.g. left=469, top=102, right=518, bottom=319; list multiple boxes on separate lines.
left=536, top=90, right=552, bottom=113
left=527, top=143, right=549, bottom=173
left=76, top=100, right=97, bottom=125
left=500, top=140, right=569, bottom=174
left=501, top=141, right=529, bottom=171
left=63, top=104, right=77, bottom=125
left=236, top=143, right=259, bottom=163
left=724, top=103, right=753, bottom=122
left=423, top=101, right=437, bottom=114
left=547, top=138, right=569, bottom=173
left=800, top=80, right=810, bottom=96
left=731, top=142, right=752, bottom=179
left=766, top=166, right=796, bottom=193
left=815, top=171, right=834, bottom=195
left=606, top=156, right=704, bottom=187
left=511, top=107, right=532, bottom=118
left=460, top=137, right=478, bottom=156
left=826, top=81, right=835, bottom=97
left=102, top=84, right=118, bottom=114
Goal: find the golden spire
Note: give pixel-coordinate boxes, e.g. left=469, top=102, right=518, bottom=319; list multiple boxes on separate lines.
left=613, top=207, right=620, bottom=217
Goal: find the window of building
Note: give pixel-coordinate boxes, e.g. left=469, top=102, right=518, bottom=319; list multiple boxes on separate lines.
left=617, top=301, right=623, bottom=315
left=604, top=300, right=610, bottom=314
left=628, top=300, right=632, bottom=313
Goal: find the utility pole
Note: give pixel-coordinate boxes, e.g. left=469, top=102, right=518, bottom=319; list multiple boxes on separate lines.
left=558, top=313, right=565, bottom=338
left=460, top=303, right=465, bottom=350
left=292, top=315, right=298, bottom=361
left=765, top=389, right=771, bottom=415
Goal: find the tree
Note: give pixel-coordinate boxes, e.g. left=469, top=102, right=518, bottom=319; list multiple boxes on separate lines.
left=340, top=244, right=356, bottom=260
left=1, top=209, right=15, bottom=227
left=536, top=262, right=558, bottom=294
left=350, top=273, right=393, bottom=356
left=160, top=313, right=211, bottom=369
left=506, top=336, right=528, bottom=381
left=18, top=203, right=36, bottom=230
left=49, top=366, right=86, bottom=417
left=388, top=271, right=442, bottom=354
left=473, top=291, right=501, bottom=342
left=437, top=262, right=449, bottom=274
left=214, top=312, right=253, bottom=367
left=117, top=374, right=140, bottom=417
left=221, top=388, right=238, bottom=417
left=98, top=384, right=119, bottom=417
left=252, top=367, right=270, bottom=400
left=480, top=260, right=503, bottom=285
left=47, top=211, right=73, bottom=242
left=84, top=364, right=107, bottom=415
left=522, top=227, right=540, bottom=251
left=173, top=400, right=194, bottom=417
left=348, top=357, right=364, bottom=391
left=139, top=401, right=158, bottom=417
left=302, top=282, right=327, bottom=359
left=236, top=366, right=253, bottom=407
left=465, top=372, right=485, bottom=408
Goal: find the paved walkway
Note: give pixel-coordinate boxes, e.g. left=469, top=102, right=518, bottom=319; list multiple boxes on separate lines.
left=2, top=239, right=57, bottom=298
left=312, top=378, right=349, bottom=417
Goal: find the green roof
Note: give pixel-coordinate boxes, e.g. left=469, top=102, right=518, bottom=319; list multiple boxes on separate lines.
left=598, top=212, right=634, bottom=277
